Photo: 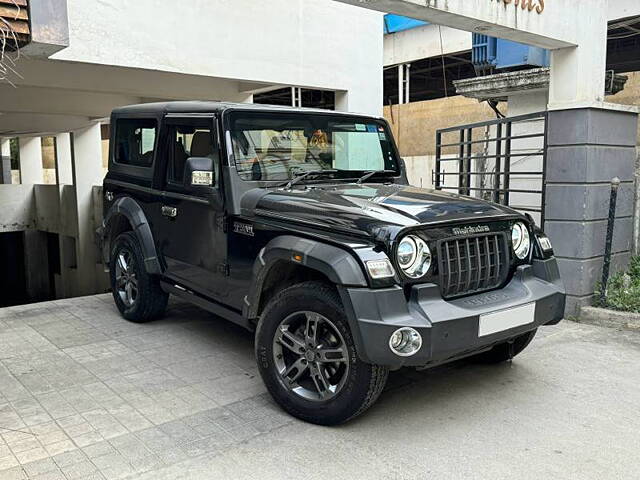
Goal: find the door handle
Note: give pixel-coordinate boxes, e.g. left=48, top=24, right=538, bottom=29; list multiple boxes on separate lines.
left=162, top=205, right=178, bottom=218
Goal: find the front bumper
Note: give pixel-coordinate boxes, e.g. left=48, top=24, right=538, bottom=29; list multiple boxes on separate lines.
left=340, top=257, right=565, bottom=368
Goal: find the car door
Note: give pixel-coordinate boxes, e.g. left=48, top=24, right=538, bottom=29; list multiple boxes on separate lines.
left=106, top=115, right=163, bottom=231
left=155, top=116, right=229, bottom=301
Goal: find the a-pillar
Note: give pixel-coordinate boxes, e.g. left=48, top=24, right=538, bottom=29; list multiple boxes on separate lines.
left=544, top=106, right=638, bottom=316
left=0, top=138, right=10, bottom=184
left=71, top=123, right=104, bottom=296
left=18, top=137, right=44, bottom=185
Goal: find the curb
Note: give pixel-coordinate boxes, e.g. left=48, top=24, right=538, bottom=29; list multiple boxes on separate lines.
left=578, top=306, right=640, bottom=332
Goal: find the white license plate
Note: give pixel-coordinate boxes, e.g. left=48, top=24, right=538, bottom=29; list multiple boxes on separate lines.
left=478, top=302, right=536, bottom=337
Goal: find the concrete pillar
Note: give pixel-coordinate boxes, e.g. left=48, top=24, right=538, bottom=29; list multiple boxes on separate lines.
left=397, top=64, right=405, bottom=105
left=71, top=123, right=104, bottom=296
left=335, top=86, right=382, bottom=116
left=53, top=132, right=76, bottom=298
left=18, top=137, right=44, bottom=185
left=507, top=91, right=548, bottom=117
left=335, top=91, right=349, bottom=112
left=0, top=138, right=10, bottom=184
left=544, top=107, right=638, bottom=316
left=55, top=133, right=73, bottom=185
left=23, top=230, right=51, bottom=302
left=548, top=3, right=607, bottom=109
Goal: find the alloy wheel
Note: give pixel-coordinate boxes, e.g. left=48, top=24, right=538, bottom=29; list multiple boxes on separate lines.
left=273, top=311, right=349, bottom=402
left=114, top=248, right=138, bottom=307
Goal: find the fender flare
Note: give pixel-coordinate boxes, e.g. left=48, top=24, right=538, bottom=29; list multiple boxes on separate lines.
left=102, top=197, right=162, bottom=275
left=244, top=235, right=368, bottom=320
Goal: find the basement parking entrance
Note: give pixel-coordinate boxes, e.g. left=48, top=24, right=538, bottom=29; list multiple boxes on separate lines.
left=434, top=111, right=548, bottom=226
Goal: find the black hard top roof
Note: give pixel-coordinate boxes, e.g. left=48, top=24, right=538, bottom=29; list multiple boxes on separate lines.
left=112, top=101, right=382, bottom=119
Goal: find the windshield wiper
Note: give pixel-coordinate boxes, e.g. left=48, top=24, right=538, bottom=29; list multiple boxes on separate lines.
left=356, top=169, right=397, bottom=184
left=283, top=169, right=338, bottom=189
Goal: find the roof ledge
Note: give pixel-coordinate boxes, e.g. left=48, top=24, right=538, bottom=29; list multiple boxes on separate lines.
left=20, top=0, right=69, bottom=58
left=454, top=68, right=628, bottom=102
left=454, top=68, right=550, bottom=102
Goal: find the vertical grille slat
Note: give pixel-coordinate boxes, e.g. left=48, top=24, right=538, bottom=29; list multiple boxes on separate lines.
left=493, top=235, right=501, bottom=283
left=444, top=239, right=453, bottom=292
left=456, top=240, right=463, bottom=295
left=464, top=239, right=472, bottom=292
left=439, top=231, right=509, bottom=298
left=474, top=237, right=482, bottom=291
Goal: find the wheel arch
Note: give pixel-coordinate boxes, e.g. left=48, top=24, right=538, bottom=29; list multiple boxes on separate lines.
left=244, top=235, right=367, bottom=321
left=102, top=197, right=162, bottom=275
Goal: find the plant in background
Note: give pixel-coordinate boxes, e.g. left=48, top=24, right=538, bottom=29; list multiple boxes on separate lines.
left=594, top=256, right=640, bottom=313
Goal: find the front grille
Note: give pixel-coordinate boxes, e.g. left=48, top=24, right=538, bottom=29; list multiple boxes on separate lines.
left=438, top=232, right=509, bottom=298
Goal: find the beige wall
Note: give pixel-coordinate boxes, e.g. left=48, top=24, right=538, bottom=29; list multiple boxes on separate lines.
left=383, top=96, right=504, bottom=157
left=385, top=72, right=640, bottom=159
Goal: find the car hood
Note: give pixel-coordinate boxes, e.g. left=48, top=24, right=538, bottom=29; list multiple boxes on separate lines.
left=244, top=183, right=521, bottom=240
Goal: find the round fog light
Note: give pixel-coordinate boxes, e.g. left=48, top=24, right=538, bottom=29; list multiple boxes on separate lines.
left=389, top=327, right=422, bottom=357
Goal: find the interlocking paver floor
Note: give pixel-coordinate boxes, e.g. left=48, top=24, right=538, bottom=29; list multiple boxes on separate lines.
left=1, top=294, right=639, bottom=479
left=0, top=295, right=291, bottom=480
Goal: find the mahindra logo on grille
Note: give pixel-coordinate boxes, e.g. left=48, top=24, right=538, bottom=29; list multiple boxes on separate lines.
left=452, top=225, right=490, bottom=236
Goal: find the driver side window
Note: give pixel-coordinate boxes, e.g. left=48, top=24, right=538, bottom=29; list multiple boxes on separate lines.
left=166, top=124, right=218, bottom=187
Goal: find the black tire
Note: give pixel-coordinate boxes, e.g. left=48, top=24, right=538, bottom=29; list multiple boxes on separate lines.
left=109, top=232, right=168, bottom=323
left=255, top=281, right=388, bottom=426
left=472, top=329, right=538, bottom=364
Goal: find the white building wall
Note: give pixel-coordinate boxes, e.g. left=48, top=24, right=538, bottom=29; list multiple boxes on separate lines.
left=384, top=24, right=471, bottom=67
left=50, top=0, right=384, bottom=115
left=608, top=0, right=640, bottom=21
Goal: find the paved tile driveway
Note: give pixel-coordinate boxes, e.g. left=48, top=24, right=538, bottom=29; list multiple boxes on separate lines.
left=2, top=294, right=640, bottom=480
left=0, top=294, right=290, bottom=480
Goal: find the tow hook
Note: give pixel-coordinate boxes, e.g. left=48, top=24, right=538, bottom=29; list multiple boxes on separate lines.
left=507, top=340, right=515, bottom=363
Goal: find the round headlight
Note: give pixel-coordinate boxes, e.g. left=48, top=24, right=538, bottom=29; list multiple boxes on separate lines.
left=396, top=235, right=432, bottom=278
left=397, top=237, right=417, bottom=268
left=511, top=222, right=531, bottom=259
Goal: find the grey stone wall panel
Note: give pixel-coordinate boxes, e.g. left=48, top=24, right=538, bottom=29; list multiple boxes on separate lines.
left=545, top=217, right=633, bottom=258
left=544, top=182, right=634, bottom=221
left=547, top=108, right=638, bottom=147
left=546, top=145, right=635, bottom=183
left=556, top=252, right=631, bottom=297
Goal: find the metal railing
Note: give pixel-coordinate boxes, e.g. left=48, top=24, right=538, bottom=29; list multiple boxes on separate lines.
left=434, top=111, right=548, bottom=227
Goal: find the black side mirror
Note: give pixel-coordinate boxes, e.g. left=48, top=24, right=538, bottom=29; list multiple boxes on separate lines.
left=184, top=157, right=215, bottom=194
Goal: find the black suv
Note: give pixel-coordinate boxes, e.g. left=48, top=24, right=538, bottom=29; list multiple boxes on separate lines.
left=99, top=102, right=565, bottom=425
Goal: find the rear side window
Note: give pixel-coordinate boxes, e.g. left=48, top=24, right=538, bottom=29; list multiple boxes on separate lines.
left=114, top=119, right=157, bottom=167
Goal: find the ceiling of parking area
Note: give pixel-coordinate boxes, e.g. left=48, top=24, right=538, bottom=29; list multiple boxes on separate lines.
left=0, top=59, right=253, bottom=135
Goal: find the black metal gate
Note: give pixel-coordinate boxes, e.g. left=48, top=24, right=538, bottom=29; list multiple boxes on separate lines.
left=434, top=111, right=548, bottom=226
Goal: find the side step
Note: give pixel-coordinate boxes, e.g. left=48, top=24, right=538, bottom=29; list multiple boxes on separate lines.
left=160, top=281, right=251, bottom=330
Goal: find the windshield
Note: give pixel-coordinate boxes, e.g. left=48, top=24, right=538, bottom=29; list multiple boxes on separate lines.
left=229, top=111, right=400, bottom=182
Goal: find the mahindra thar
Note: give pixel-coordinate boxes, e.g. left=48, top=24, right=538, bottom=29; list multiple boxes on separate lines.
left=98, top=102, right=565, bottom=425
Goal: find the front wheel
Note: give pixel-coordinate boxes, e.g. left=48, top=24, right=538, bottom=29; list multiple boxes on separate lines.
left=255, top=281, right=388, bottom=425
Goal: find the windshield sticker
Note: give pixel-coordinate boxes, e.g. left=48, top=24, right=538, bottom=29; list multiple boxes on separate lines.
left=355, top=124, right=366, bottom=131
left=378, top=132, right=387, bottom=141
left=366, top=124, right=377, bottom=133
